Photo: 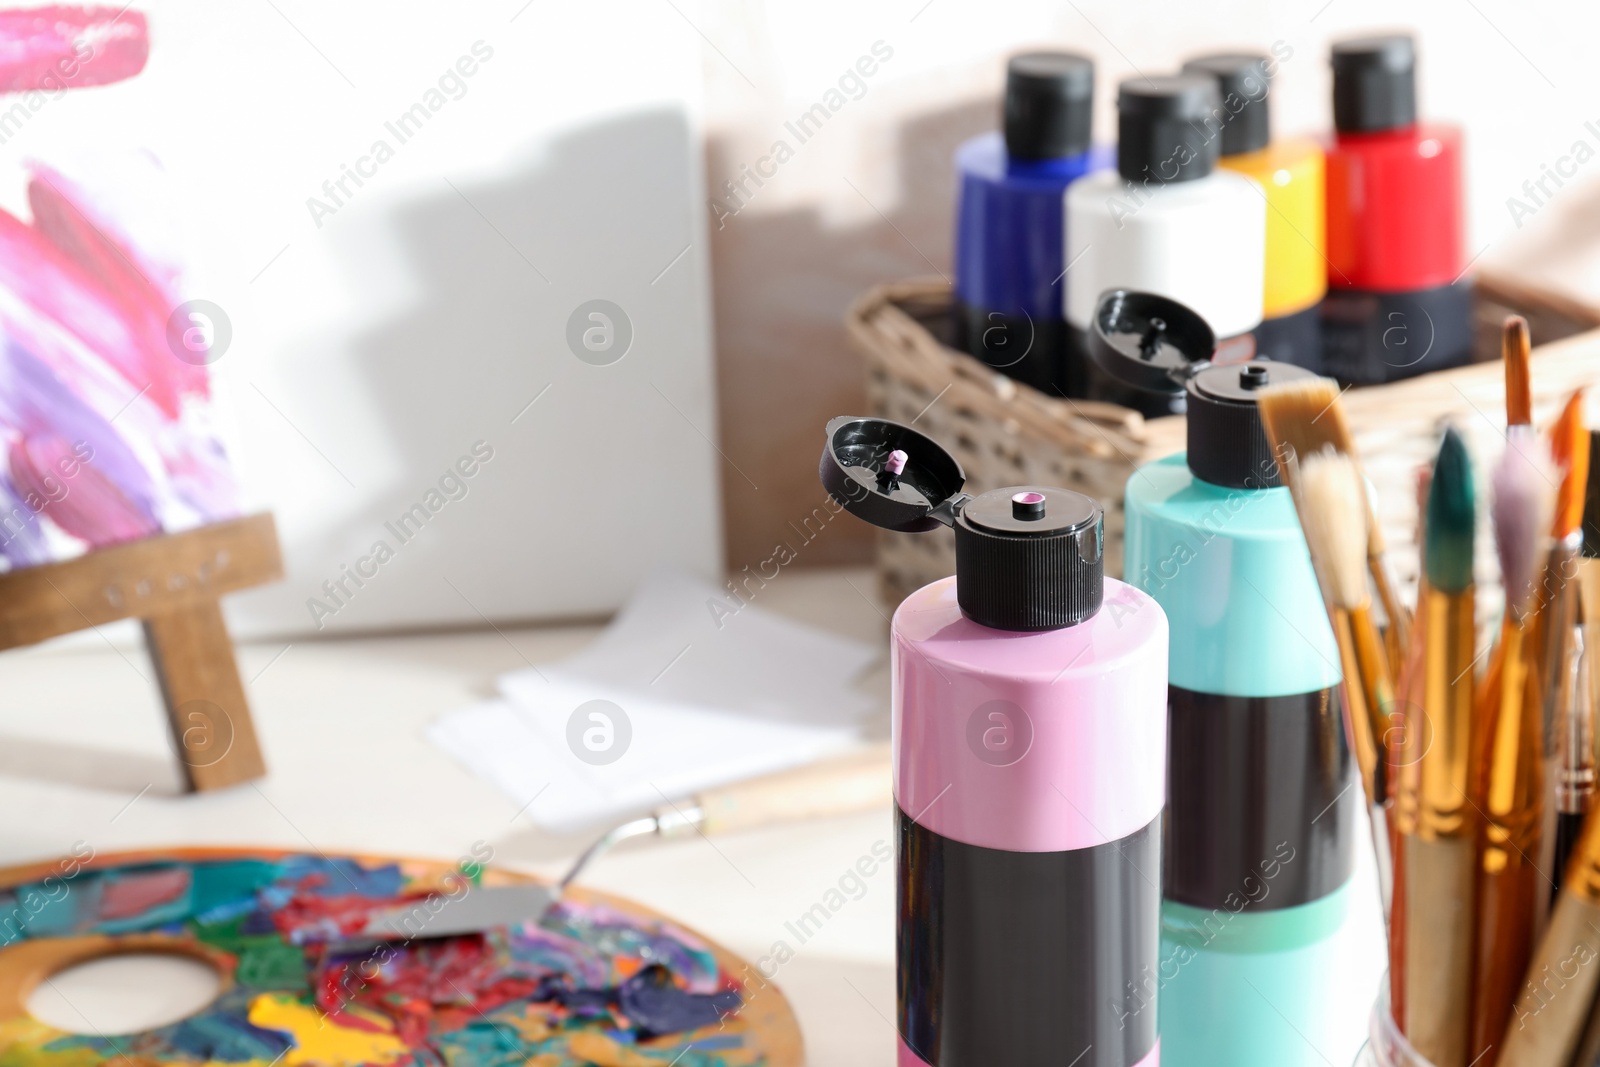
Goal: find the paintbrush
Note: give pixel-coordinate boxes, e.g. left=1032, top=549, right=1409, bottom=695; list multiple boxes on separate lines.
left=1554, top=620, right=1593, bottom=888
left=1257, top=376, right=1411, bottom=673
left=1298, top=446, right=1396, bottom=923
left=1541, top=394, right=1591, bottom=909
left=1505, top=315, right=1533, bottom=429
left=1403, top=427, right=1479, bottom=1067
left=1390, top=463, right=1436, bottom=1030
left=1469, top=427, right=1559, bottom=1063
left=1573, top=428, right=1600, bottom=893
left=1496, top=783, right=1600, bottom=1065
left=1561, top=435, right=1600, bottom=1067
left=326, top=743, right=893, bottom=948
left=1584, top=428, right=1600, bottom=789
left=1584, top=426, right=1600, bottom=629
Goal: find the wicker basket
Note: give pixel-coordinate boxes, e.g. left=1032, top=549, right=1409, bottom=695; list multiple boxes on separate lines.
left=848, top=278, right=1600, bottom=611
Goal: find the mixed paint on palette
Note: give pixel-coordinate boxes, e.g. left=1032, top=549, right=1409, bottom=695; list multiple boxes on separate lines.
left=0, top=855, right=759, bottom=1067
left=0, top=5, right=241, bottom=570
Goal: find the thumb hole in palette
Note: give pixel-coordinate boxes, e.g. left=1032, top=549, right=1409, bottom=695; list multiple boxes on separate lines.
left=27, top=952, right=221, bottom=1034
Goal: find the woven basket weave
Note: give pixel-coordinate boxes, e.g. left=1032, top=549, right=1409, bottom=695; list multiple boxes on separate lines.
left=848, top=277, right=1600, bottom=613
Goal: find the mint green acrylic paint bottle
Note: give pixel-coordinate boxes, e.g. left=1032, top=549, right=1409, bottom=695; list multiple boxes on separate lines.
left=1089, top=291, right=1361, bottom=1066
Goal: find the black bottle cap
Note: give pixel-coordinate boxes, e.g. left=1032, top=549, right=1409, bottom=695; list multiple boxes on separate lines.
left=1331, top=35, right=1416, bottom=133
left=1181, top=53, right=1272, bottom=156
left=1584, top=429, right=1600, bottom=559
left=1004, top=52, right=1095, bottom=161
left=820, top=416, right=1104, bottom=631
left=1087, top=289, right=1315, bottom=489
left=1116, top=74, right=1221, bottom=184
left=1185, top=360, right=1317, bottom=489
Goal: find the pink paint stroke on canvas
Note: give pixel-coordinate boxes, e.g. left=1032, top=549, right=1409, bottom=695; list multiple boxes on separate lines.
left=0, top=7, right=240, bottom=570
left=0, top=6, right=148, bottom=93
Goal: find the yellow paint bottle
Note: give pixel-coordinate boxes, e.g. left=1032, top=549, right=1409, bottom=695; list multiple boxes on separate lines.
left=1184, top=53, right=1326, bottom=371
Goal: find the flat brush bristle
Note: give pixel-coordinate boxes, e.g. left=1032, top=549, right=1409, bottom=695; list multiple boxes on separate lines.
left=1504, top=315, right=1532, bottom=427
left=1299, top=448, right=1370, bottom=610
left=1255, top=376, right=1354, bottom=480
left=1551, top=389, right=1590, bottom=539
left=1493, top=426, right=1559, bottom=619
left=1426, top=427, right=1477, bottom=594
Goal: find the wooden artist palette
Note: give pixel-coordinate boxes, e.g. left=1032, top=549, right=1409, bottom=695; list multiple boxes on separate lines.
left=0, top=848, right=801, bottom=1067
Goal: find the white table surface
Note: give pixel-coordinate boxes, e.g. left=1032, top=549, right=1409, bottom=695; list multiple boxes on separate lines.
left=0, top=567, right=900, bottom=1065
left=0, top=565, right=1384, bottom=1064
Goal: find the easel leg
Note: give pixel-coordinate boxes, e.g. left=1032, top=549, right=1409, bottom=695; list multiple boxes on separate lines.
left=143, top=602, right=267, bottom=791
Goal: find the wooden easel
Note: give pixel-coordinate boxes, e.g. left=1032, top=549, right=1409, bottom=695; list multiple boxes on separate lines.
left=0, top=514, right=283, bottom=792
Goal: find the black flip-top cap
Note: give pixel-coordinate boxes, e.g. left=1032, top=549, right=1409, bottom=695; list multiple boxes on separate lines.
left=1181, top=53, right=1272, bottom=156
left=1584, top=428, right=1600, bottom=558
left=1117, top=74, right=1221, bottom=183
left=1004, top=52, right=1095, bottom=161
left=1086, top=289, right=1312, bottom=489
left=819, top=416, right=965, bottom=533
left=1087, top=288, right=1216, bottom=397
left=1186, top=360, right=1318, bottom=489
left=1331, top=35, right=1416, bottom=133
left=955, top=487, right=1103, bottom=630
left=819, top=416, right=1104, bottom=630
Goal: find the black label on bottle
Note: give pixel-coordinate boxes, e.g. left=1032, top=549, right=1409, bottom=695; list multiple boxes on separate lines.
left=1318, top=281, right=1475, bottom=385
left=897, top=809, right=1160, bottom=1067
left=1164, top=684, right=1356, bottom=910
left=951, top=298, right=1071, bottom=397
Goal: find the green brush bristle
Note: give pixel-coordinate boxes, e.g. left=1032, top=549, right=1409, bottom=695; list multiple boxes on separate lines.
left=1425, top=427, right=1476, bottom=594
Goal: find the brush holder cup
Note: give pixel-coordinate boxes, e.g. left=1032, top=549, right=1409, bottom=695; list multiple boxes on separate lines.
left=1354, top=984, right=1436, bottom=1067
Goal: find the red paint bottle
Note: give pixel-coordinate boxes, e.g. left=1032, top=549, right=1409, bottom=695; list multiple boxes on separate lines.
left=1322, top=35, right=1472, bottom=383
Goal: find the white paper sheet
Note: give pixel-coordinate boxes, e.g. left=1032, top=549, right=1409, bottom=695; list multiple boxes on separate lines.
left=426, top=569, right=879, bottom=832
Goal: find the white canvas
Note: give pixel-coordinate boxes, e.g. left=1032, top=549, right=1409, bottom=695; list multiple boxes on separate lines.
left=0, top=0, right=723, bottom=637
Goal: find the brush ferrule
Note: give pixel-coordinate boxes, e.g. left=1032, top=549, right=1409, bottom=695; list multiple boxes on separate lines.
left=1558, top=627, right=1594, bottom=814
left=655, top=804, right=704, bottom=837
left=1417, top=588, right=1478, bottom=840
left=1558, top=771, right=1595, bottom=813
left=1541, top=608, right=1582, bottom=777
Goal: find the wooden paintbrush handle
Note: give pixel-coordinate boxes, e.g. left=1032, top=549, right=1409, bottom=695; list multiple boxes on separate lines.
left=1359, top=470, right=1410, bottom=665
left=1405, top=834, right=1476, bottom=1067
left=1335, top=609, right=1381, bottom=806
left=1371, top=551, right=1411, bottom=671
left=1494, top=891, right=1600, bottom=1066
left=687, top=743, right=892, bottom=836
left=1570, top=980, right=1600, bottom=1067
left=1368, top=800, right=1393, bottom=928
left=1352, top=605, right=1397, bottom=793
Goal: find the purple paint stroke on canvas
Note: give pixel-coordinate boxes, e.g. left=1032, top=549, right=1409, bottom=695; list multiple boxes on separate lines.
left=0, top=154, right=240, bottom=567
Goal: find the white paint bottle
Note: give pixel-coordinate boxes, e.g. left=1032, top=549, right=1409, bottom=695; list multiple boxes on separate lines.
left=1064, top=75, right=1265, bottom=416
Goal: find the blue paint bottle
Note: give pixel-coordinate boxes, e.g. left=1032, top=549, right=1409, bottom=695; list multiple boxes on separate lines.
left=1088, top=290, right=1364, bottom=1067
left=953, top=53, right=1108, bottom=397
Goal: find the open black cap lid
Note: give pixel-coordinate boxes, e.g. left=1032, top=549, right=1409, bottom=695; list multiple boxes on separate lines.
left=1087, top=289, right=1316, bottom=489
left=820, top=416, right=1103, bottom=629
left=1087, top=288, right=1216, bottom=396
left=819, top=416, right=966, bottom=533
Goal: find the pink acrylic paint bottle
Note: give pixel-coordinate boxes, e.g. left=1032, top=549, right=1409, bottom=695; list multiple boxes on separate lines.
left=820, top=416, right=1169, bottom=1067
